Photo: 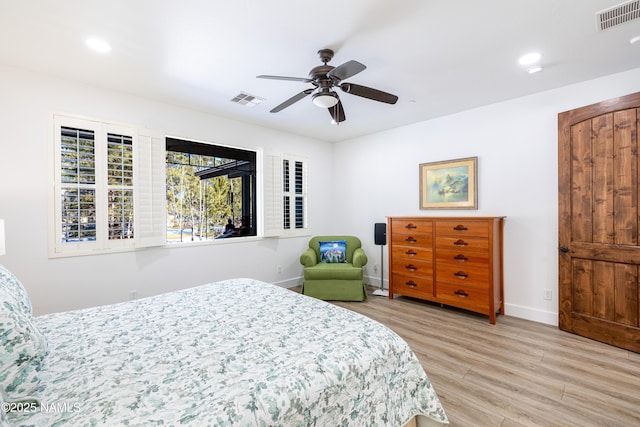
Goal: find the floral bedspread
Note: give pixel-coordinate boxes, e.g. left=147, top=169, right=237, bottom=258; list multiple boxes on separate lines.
left=7, top=278, right=448, bottom=426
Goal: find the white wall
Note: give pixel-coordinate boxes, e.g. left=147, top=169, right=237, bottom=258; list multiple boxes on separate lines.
left=3, top=63, right=640, bottom=324
left=334, top=67, right=640, bottom=325
left=0, top=65, right=334, bottom=315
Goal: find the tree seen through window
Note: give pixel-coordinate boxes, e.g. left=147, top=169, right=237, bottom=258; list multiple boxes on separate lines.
left=165, top=138, right=256, bottom=242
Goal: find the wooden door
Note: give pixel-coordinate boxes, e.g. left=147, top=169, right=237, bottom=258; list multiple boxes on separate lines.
left=558, top=91, right=640, bottom=353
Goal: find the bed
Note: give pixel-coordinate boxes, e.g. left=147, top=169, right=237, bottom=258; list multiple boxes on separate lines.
left=0, top=265, right=448, bottom=426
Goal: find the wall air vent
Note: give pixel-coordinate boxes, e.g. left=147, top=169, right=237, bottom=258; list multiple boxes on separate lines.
left=230, top=92, right=265, bottom=107
left=596, top=0, right=640, bottom=31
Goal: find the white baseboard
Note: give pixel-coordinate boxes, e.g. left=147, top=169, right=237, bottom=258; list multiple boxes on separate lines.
left=275, top=276, right=303, bottom=289
left=365, top=274, right=387, bottom=289
left=504, top=303, right=558, bottom=326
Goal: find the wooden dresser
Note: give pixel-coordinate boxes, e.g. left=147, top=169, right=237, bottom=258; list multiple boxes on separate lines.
left=388, top=216, right=505, bottom=324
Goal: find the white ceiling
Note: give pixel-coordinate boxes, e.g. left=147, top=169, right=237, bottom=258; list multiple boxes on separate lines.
left=1, top=0, right=639, bottom=142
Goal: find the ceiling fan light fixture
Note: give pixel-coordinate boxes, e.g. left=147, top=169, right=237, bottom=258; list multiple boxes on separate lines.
left=312, top=91, right=339, bottom=108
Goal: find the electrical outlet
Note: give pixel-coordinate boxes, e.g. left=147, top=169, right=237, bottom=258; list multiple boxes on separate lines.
left=543, top=289, right=552, bottom=300
left=129, top=290, right=138, bottom=300
left=373, top=264, right=378, bottom=273
left=277, top=265, right=283, bottom=274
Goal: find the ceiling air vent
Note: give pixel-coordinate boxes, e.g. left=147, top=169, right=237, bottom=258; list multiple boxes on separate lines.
left=230, top=92, right=265, bottom=107
left=596, top=0, right=640, bottom=31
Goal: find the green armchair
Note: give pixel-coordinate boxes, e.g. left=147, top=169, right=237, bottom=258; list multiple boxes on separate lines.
left=299, top=235, right=368, bottom=301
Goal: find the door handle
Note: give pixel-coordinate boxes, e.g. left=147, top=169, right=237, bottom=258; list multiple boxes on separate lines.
left=560, top=246, right=569, bottom=253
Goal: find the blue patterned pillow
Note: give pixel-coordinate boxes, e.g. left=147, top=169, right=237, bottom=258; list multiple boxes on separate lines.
left=0, top=264, right=32, bottom=315
left=0, top=287, right=46, bottom=405
left=319, top=240, right=347, bottom=263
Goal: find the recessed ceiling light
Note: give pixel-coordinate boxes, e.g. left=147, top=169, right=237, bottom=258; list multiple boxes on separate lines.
left=631, top=36, right=640, bottom=45
left=527, top=66, right=543, bottom=74
left=85, top=38, right=112, bottom=53
left=518, top=52, right=541, bottom=66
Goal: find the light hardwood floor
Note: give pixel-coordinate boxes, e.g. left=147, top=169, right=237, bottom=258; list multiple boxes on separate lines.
left=292, top=286, right=640, bottom=427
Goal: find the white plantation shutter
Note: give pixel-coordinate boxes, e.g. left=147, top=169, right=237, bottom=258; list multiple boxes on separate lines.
left=50, top=115, right=167, bottom=257
left=52, top=116, right=101, bottom=255
left=262, top=152, right=309, bottom=237
left=262, top=152, right=283, bottom=237
left=134, top=131, right=166, bottom=247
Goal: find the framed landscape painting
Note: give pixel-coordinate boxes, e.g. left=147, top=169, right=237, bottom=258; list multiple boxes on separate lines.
left=419, top=156, right=477, bottom=209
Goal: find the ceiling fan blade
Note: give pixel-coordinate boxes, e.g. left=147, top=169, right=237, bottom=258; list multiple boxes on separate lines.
left=327, top=60, right=366, bottom=82
left=270, top=88, right=314, bottom=113
left=257, top=74, right=312, bottom=83
left=328, top=99, right=345, bottom=123
left=340, top=83, right=398, bottom=104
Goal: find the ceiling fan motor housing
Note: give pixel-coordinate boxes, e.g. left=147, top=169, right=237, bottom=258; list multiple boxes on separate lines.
left=309, top=65, right=334, bottom=83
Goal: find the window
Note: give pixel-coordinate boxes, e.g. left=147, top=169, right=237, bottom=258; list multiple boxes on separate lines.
left=106, top=133, right=134, bottom=239
left=51, top=114, right=308, bottom=256
left=60, top=126, right=97, bottom=242
left=165, top=137, right=257, bottom=242
left=50, top=115, right=165, bottom=257
left=283, top=158, right=306, bottom=230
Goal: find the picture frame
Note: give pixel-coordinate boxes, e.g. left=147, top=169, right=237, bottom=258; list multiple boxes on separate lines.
left=419, top=156, right=478, bottom=209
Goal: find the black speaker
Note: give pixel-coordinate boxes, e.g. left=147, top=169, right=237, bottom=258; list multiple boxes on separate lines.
left=374, top=223, right=387, bottom=245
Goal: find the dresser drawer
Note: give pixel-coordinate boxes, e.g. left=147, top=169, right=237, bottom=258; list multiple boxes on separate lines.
left=436, top=263, right=489, bottom=286
left=391, top=219, right=432, bottom=235
left=392, top=273, right=433, bottom=296
left=391, top=245, right=433, bottom=262
left=391, top=258, right=433, bottom=278
left=391, top=232, right=433, bottom=247
left=435, top=235, right=489, bottom=252
left=435, top=249, right=489, bottom=267
left=435, top=220, right=488, bottom=237
left=436, top=282, right=489, bottom=310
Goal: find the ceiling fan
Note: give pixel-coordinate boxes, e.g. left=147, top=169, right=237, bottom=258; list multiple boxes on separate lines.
left=257, top=48, right=398, bottom=123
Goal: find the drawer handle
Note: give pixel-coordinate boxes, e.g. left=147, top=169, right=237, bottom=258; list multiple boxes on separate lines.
left=454, top=289, right=469, bottom=297
left=454, top=271, right=468, bottom=279
left=405, top=224, right=417, bottom=229
left=405, top=249, right=417, bottom=256
left=405, top=237, right=417, bottom=243
left=405, top=264, right=417, bottom=271
left=453, top=239, right=468, bottom=246
left=453, top=225, right=468, bottom=231
left=453, top=254, right=468, bottom=262
left=405, top=280, right=417, bottom=287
